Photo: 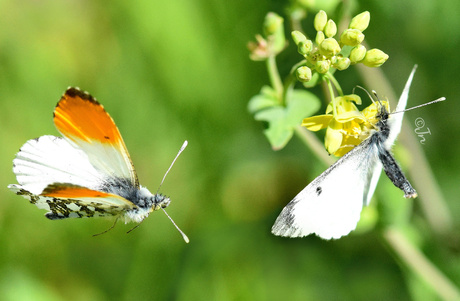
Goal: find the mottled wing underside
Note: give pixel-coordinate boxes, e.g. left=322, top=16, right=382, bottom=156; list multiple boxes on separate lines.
left=8, top=183, right=136, bottom=220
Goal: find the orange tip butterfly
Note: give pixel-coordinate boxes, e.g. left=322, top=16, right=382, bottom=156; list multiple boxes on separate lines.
left=271, top=65, right=445, bottom=240
left=8, top=87, right=189, bottom=243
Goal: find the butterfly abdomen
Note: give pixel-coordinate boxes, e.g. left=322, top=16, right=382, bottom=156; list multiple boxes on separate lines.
left=375, top=138, right=417, bottom=198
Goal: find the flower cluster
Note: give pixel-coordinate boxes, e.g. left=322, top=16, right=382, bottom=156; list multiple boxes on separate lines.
left=293, top=11, right=389, bottom=82
left=248, top=13, right=286, bottom=61
left=302, top=94, right=389, bottom=156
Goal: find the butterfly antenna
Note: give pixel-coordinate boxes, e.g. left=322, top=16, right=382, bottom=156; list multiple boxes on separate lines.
left=93, top=217, right=119, bottom=237
left=353, top=86, right=379, bottom=104
left=156, top=140, right=188, bottom=195
left=392, top=97, right=446, bottom=114
left=161, top=208, right=190, bottom=243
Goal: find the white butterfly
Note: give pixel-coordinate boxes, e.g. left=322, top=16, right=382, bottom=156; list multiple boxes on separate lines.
left=8, top=87, right=189, bottom=242
left=272, top=65, right=442, bottom=240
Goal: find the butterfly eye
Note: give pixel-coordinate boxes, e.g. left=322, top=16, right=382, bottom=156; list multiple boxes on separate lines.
left=160, top=197, right=171, bottom=208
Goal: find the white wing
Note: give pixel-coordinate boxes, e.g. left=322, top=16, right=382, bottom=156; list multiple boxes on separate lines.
left=12, top=135, right=105, bottom=195
left=364, top=66, right=416, bottom=204
left=272, top=138, right=380, bottom=239
left=385, top=65, right=416, bottom=148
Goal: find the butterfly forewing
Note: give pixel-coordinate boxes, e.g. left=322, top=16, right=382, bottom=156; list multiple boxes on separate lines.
left=11, top=135, right=104, bottom=195
left=54, top=88, right=139, bottom=188
left=272, top=138, right=380, bottom=239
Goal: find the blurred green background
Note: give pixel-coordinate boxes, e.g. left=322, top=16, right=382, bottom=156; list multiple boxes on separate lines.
left=1, top=0, right=459, bottom=300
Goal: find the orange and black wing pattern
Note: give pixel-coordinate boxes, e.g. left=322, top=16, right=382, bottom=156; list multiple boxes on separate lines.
left=54, top=88, right=139, bottom=188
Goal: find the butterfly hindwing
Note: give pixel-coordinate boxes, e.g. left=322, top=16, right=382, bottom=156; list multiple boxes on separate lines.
left=54, top=88, right=139, bottom=188
left=9, top=183, right=136, bottom=220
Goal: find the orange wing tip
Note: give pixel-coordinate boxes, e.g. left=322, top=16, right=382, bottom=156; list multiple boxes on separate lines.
left=41, top=184, right=112, bottom=198
left=54, top=87, right=124, bottom=144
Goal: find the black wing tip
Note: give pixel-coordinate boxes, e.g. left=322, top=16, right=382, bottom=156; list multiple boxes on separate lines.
left=271, top=209, right=299, bottom=238
left=57, top=87, right=100, bottom=106
left=65, top=87, right=92, bottom=99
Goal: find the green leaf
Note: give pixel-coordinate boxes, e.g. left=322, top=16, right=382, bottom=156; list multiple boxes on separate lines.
left=254, top=106, right=284, bottom=122
left=254, top=106, right=291, bottom=150
left=285, top=89, right=321, bottom=126
left=264, top=123, right=294, bottom=150
left=253, top=90, right=321, bottom=150
left=248, top=86, right=279, bottom=113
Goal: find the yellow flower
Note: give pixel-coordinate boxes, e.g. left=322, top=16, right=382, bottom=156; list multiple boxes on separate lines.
left=302, top=95, right=389, bottom=157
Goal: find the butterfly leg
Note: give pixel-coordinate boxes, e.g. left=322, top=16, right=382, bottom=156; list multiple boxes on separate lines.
left=93, top=217, right=119, bottom=236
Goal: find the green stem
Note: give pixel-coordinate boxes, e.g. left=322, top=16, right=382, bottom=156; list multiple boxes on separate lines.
left=283, top=60, right=306, bottom=104
left=266, top=55, right=284, bottom=104
left=384, top=228, right=460, bottom=301
left=327, top=72, right=344, bottom=96
left=294, top=126, right=335, bottom=166
left=324, top=77, right=338, bottom=117
left=324, top=77, right=335, bottom=103
left=283, top=74, right=296, bottom=105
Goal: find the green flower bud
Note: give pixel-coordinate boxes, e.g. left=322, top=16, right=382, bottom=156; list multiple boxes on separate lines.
left=349, top=11, right=370, bottom=32
left=334, top=57, right=351, bottom=70
left=319, top=38, right=341, bottom=57
left=316, top=59, right=331, bottom=74
left=330, top=55, right=338, bottom=65
left=324, top=20, right=337, bottom=38
left=340, top=29, right=365, bottom=46
left=296, top=66, right=312, bottom=82
left=263, top=12, right=284, bottom=35
left=362, top=49, right=389, bottom=67
left=298, top=40, right=313, bottom=55
left=263, top=12, right=286, bottom=54
left=314, top=10, right=328, bottom=32
left=349, top=45, right=366, bottom=63
left=316, top=31, right=325, bottom=45
left=292, top=30, right=307, bottom=45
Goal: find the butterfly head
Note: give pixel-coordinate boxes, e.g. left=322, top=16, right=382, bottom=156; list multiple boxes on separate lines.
left=152, top=194, right=171, bottom=210
left=376, top=100, right=390, bottom=121
left=137, top=186, right=170, bottom=211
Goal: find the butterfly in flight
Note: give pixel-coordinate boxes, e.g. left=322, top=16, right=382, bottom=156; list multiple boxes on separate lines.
left=272, top=65, right=445, bottom=240
left=8, top=87, right=189, bottom=242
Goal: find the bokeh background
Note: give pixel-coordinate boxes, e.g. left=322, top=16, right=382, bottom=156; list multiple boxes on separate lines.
left=1, top=0, right=459, bottom=300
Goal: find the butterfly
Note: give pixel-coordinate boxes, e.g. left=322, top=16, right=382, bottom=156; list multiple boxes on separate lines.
left=8, top=87, right=189, bottom=242
left=271, top=65, right=445, bottom=240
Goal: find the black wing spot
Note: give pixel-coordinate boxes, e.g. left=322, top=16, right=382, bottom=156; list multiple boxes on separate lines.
left=104, top=136, right=110, bottom=140
left=316, top=186, right=322, bottom=196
